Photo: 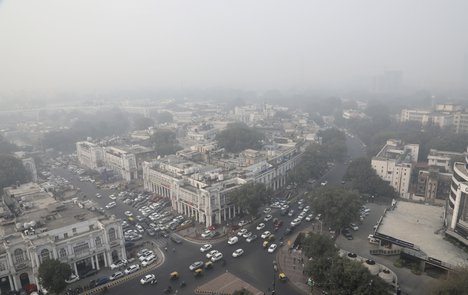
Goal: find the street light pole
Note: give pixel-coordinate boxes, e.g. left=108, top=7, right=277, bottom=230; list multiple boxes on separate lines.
left=272, top=260, right=277, bottom=294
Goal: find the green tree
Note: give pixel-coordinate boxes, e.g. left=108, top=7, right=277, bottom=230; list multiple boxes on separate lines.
left=309, top=187, right=361, bottom=230
left=302, top=232, right=338, bottom=260
left=431, top=267, right=468, bottom=295
left=288, top=144, right=329, bottom=185
left=153, top=111, right=174, bottom=124
left=0, top=135, right=18, bottom=154
left=0, top=154, right=31, bottom=190
left=132, top=115, right=154, bottom=130
left=150, top=129, right=182, bottom=156
left=318, top=128, right=347, bottom=161
left=229, top=183, right=270, bottom=217
left=345, top=158, right=398, bottom=199
left=38, top=259, right=72, bottom=295
left=215, top=122, right=264, bottom=153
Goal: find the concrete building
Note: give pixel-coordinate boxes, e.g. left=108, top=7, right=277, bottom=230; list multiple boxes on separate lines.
left=371, top=139, right=419, bottom=198
left=76, top=141, right=154, bottom=181
left=0, top=183, right=125, bottom=293
left=76, top=141, right=103, bottom=170
left=445, top=147, right=468, bottom=246
left=400, top=104, right=468, bottom=134
left=143, top=143, right=302, bottom=227
left=427, top=148, right=467, bottom=173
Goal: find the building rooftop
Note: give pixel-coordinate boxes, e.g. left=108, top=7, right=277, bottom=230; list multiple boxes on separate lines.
left=378, top=201, right=468, bottom=267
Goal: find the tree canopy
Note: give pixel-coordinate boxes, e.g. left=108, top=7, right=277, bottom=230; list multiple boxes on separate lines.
left=431, top=267, right=468, bottom=295
left=317, top=128, right=347, bottom=162
left=132, top=115, right=154, bottom=130
left=38, top=259, right=72, bottom=295
left=288, top=144, right=329, bottom=185
left=152, top=111, right=174, bottom=124
left=0, top=135, right=18, bottom=154
left=0, top=154, right=31, bottom=191
left=216, top=122, right=264, bottom=153
left=150, top=129, right=182, bottom=156
left=303, top=232, right=390, bottom=295
left=308, top=186, right=361, bottom=230
left=228, top=182, right=270, bottom=217
left=345, top=157, right=398, bottom=199
left=42, top=109, right=130, bottom=152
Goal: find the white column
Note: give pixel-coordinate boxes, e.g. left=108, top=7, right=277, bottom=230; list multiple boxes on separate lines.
left=95, top=254, right=100, bottom=270
left=91, top=256, right=95, bottom=269
left=12, top=275, right=18, bottom=291
left=74, top=262, right=78, bottom=274
left=8, top=275, right=14, bottom=291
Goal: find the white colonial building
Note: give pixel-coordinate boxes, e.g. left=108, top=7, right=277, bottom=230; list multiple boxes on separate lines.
left=143, top=142, right=303, bottom=227
left=0, top=183, right=125, bottom=292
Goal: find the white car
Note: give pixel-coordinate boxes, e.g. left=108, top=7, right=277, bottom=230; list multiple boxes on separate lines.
left=206, top=250, right=219, bottom=259
left=263, top=207, right=272, bottom=214
left=65, top=273, right=80, bottom=284
left=141, top=255, right=156, bottom=267
left=211, top=252, right=224, bottom=262
left=291, top=218, right=301, bottom=227
left=242, top=231, right=252, bottom=238
left=268, top=243, right=278, bottom=253
left=109, top=194, right=116, bottom=200
left=305, top=214, right=314, bottom=222
left=228, top=236, right=239, bottom=245
left=246, top=234, right=257, bottom=243
left=232, top=248, right=244, bottom=258
left=139, top=251, right=154, bottom=261
left=200, top=244, right=213, bottom=253
left=124, top=264, right=140, bottom=275
left=350, top=223, right=359, bottom=231
left=256, top=223, right=266, bottom=230
left=140, top=274, right=156, bottom=285
left=201, top=230, right=214, bottom=238
left=264, top=215, right=273, bottom=222
left=124, top=211, right=133, bottom=217
left=95, top=193, right=102, bottom=198
left=261, top=231, right=271, bottom=239
left=237, top=229, right=248, bottom=237
left=105, top=201, right=117, bottom=209
left=110, top=259, right=127, bottom=270
left=189, top=261, right=204, bottom=271
left=109, top=271, right=124, bottom=281
left=238, top=220, right=248, bottom=227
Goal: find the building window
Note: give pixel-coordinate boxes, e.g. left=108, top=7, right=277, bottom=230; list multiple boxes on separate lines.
left=40, top=249, right=51, bottom=262
left=14, top=249, right=24, bottom=264
left=0, top=261, right=6, bottom=271
left=108, top=228, right=116, bottom=242
left=59, top=248, right=67, bottom=258
left=73, top=243, right=90, bottom=256
left=72, top=228, right=77, bottom=234
left=64, top=233, right=69, bottom=239
left=95, top=236, right=102, bottom=248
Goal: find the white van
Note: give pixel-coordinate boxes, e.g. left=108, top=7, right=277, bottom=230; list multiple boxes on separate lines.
left=228, top=236, right=239, bottom=245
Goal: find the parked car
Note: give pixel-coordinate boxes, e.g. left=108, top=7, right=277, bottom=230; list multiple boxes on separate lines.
left=124, top=264, right=140, bottom=275
left=206, top=250, right=219, bottom=259
left=237, top=229, right=248, bottom=237
left=170, top=235, right=182, bottom=244
left=109, top=271, right=124, bottom=281
left=261, top=231, right=271, bottom=239
left=110, top=259, right=127, bottom=270
left=256, top=223, right=266, bottom=230
left=65, top=273, right=80, bottom=284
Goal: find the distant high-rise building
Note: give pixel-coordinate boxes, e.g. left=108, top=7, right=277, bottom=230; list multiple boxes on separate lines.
left=372, top=70, right=403, bottom=93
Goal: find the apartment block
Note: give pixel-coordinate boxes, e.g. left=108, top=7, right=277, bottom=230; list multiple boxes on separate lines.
left=371, top=139, right=419, bottom=198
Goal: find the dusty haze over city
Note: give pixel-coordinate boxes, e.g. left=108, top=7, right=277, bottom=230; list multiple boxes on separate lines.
left=0, top=0, right=468, bottom=100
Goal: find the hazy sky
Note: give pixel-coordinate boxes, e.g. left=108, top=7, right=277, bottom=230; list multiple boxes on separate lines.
left=1, top=0, right=467, bottom=95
